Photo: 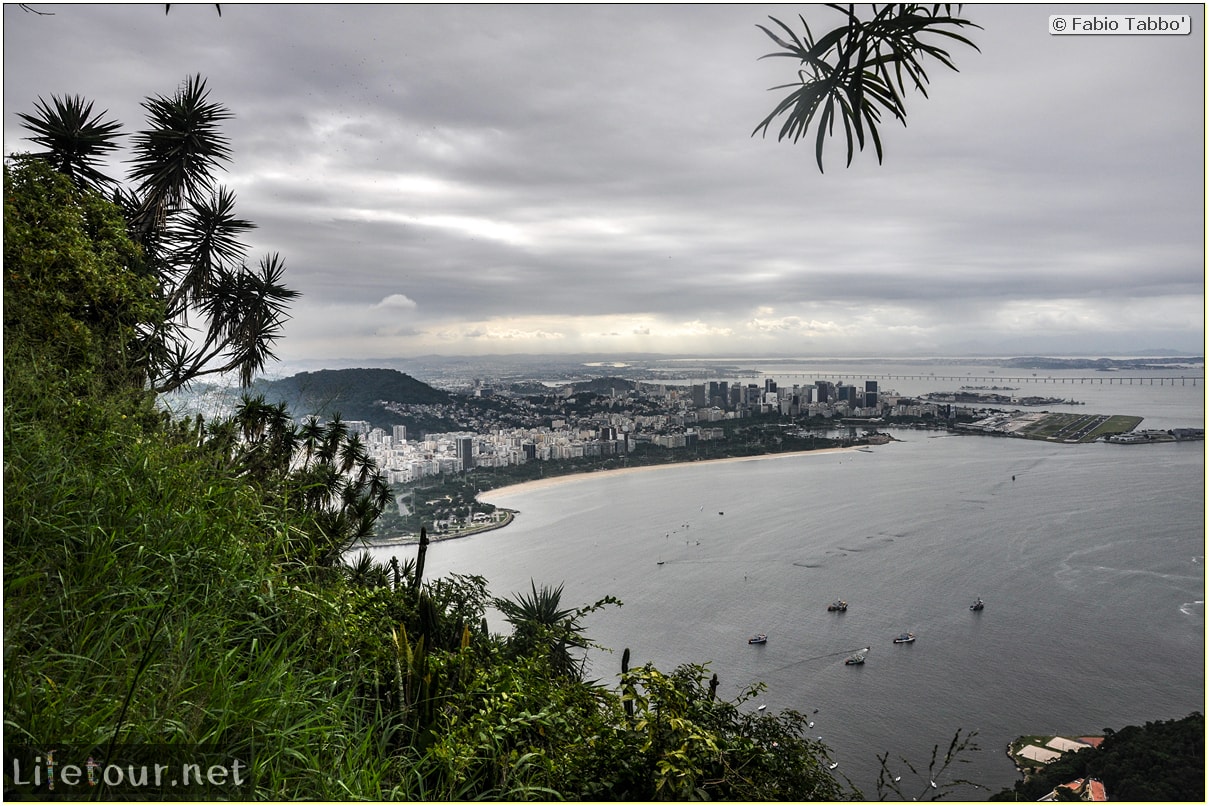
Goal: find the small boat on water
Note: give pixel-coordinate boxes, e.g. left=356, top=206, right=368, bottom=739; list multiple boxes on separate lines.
left=844, top=647, right=869, bottom=665
left=748, top=633, right=768, bottom=645
left=827, top=600, right=848, bottom=612
left=970, top=597, right=984, bottom=611
left=893, top=632, right=916, bottom=644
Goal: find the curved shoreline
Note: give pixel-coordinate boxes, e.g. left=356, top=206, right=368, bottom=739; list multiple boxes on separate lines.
left=479, top=444, right=863, bottom=502
left=368, top=444, right=867, bottom=547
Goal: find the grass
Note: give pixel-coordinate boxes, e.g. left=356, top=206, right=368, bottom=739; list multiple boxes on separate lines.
left=3, top=359, right=406, bottom=799
left=1089, top=415, right=1144, bottom=439
left=1019, top=413, right=1144, bottom=443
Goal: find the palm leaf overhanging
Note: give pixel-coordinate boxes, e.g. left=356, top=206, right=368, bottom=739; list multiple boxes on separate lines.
left=16, top=74, right=297, bottom=394
left=16, top=95, right=123, bottom=193
left=753, top=3, right=980, bottom=172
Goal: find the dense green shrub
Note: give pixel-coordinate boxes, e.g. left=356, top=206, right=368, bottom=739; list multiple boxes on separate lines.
left=4, top=158, right=159, bottom=394
left=989, top=713, right=1205, bottom=802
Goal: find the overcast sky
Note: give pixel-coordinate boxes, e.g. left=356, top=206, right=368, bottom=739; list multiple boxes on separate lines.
left=4, top=3, right=1205, bottom=360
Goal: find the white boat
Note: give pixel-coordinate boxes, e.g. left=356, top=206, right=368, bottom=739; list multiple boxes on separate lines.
left=748, top=633, right=768, bottom=645
left=893, top=632, right=916, bottom=644
left=970, top=597, right=984, bottom=611
left=844, top=647, right=869, bottom=665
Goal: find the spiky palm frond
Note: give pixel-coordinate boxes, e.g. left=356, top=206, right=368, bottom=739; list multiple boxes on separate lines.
left=342, top=550, right=388, bottom=588
left=753, top=3, right=980, bottom=172
left=298, top=416, right=323, bottom=469
left=233, top=393, right=271, bottom=443
left=316, top=415, right=348, bottom=465
left=169, top=251, right=298, bottom=391
left=339, top=433, right=369, bottom=476
left=496, top=581, right=577, bottom=631
left=368, top=471, right=393, bottom=512
left=167, top=186, right=255, bottom=313
left=496, top=581, right=602, bottom=680
left=129, top=74, right=233, bottom=234
left=17, top=94, right=123, bottom=192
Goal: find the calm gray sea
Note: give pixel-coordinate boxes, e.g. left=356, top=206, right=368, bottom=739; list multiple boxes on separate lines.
left=369, top=361, right=1205, bottom=799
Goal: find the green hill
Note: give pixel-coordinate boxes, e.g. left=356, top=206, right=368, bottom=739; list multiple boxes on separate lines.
left=991, top=712, right=1204, bottom=801
left=255, top=367, right=457, bottom=432
left=569, top=376, right=637, bottom=394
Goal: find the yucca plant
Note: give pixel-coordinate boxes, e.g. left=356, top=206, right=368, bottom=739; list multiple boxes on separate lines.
left=15, top=74, right=297, bottom=393
left=753, top=3, right=980, bottom=171
left=495, top=582, right=620, bottom=681
left=16, top=95, right=123, bottom=193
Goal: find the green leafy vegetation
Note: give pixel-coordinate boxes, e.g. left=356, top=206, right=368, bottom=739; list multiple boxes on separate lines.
left=990, top=713, right=1204, bottom=801
left=13, top=75, right=297, bottom=394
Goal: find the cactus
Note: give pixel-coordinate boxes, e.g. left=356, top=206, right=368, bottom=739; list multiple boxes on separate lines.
left=413, top=526, right=429, bottom=602
left=621, top=647, right=634, bottom=720
left=418, top=591, right=440, bottom=641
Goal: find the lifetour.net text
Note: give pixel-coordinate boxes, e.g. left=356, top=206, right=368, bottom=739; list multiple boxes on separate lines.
left=4, top=745, right=250, bottom=798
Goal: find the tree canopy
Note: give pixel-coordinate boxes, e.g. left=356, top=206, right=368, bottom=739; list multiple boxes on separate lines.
left=14, top=75, right=296, bottom=393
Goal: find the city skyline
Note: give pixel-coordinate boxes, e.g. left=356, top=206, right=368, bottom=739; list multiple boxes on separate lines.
left=3, top=4, right=1204, bottom=362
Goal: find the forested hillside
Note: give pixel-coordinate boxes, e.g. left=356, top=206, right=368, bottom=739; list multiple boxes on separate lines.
left=990, top=712, right=1204, bottom=801
left=254, top=367, right=457, bottom=432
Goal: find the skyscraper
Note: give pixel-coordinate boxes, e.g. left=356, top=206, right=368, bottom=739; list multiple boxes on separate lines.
left=456, top=436, right=474, bottom=471
left=865, top=380, right=879, bottom=408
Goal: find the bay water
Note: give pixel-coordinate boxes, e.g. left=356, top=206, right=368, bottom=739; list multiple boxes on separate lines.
left=368, top=362, right=1204, bottom=798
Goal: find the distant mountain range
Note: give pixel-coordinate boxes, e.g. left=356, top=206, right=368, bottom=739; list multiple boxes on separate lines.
left=997, top=356, right=1203, bottom=370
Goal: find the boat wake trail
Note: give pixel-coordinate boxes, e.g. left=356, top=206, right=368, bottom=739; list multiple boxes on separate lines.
left=764, top=648, right=871, bottom=674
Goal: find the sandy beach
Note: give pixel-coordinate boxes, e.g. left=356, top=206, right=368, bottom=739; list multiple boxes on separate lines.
left=367, top=445, right=867, bottom=546
left=478, top=445, right=863, bottom=503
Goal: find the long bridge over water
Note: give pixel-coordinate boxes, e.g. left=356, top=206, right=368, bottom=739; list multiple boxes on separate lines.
left=730, top=372, right=1199, bottom=386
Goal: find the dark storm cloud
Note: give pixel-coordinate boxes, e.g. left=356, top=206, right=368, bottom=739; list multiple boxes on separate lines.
left=3, top=3, right=1203, bottom=358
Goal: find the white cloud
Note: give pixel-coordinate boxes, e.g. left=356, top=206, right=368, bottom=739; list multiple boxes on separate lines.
left=5, top=4, right=1200, bottom=358
left=375, top=293, right=418, bottom=310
